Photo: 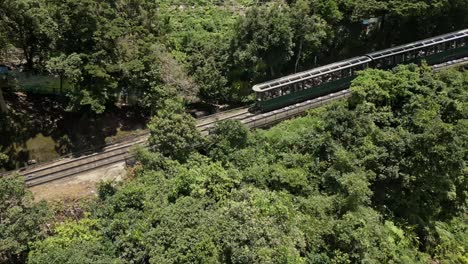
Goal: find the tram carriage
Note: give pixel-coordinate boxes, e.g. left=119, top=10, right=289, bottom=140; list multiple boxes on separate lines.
left=253, top=28, right=468, bottom=112
left=368, top=29, right=468, bottom=69
left=252, top=56, right=371, bottom=112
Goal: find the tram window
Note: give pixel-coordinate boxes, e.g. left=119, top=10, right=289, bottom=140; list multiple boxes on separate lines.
left=426, top=45, right=436, bottom=55
left=332, top=71, right=342, bottom=80
left=300, top=81, right=307, bottom=90
left=273, top=89, right=280, bottom=98
left=267, top=91, right=273, bottom=99
left=296, top=82, right=303, bottom=91
left=313, top=76, right=322, bottom=86
left=304, top=79, right=313, bottom=89
left=450, top=40, right=457, bottom=49
left=297, top=82, right=303, bottom=91
left=443, top=42, right=450, bottom=51
left=352, top=64, right=365, bottom=74
left=323, top=74, right=332, bottom=83
left=341, top=68, right=352, bottom=78
left=375, top=59, right=384, bottom=68
left=385, top=56, right=394, bottom=66
left=417, top=49, right=426, bottom=58
left=394, top=54, right=404, bottom=64
left=309, top=79, right=316, bottom=88
left=301, top=81, right=306, bottom=90
left=458, top=38, right=467, bottom=47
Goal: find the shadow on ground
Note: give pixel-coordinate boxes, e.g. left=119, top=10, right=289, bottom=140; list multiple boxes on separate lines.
left=0, top=90, right=148, bottom=171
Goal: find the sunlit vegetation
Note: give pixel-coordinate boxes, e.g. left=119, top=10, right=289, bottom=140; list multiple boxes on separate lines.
left=1, top=65, right=466, bottom=263
left=1, top=0, right=468, bottom=166
left=0, top=0, right=467, bottom=262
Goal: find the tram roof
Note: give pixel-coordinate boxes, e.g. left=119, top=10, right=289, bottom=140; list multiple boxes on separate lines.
left=252, top=56, right=371, bottom=92
left=366, top=28, right=468, bottom=60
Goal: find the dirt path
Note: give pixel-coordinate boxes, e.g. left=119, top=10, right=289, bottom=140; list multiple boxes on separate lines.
left=30, top=161, right=126, bottom=201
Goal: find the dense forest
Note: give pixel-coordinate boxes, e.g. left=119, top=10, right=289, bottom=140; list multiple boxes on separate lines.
left=1, top=65, right=467, bottom=263
left=0, top=0, right=467, bottom=263
left=1, top=0, right=468, bottom=169
left=1, top=0, right=468, bottom=111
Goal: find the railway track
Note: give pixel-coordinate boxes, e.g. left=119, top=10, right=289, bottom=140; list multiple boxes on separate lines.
left=5, top=59, right=466, bottom=187
left=19, top=91, right=347, bottom=187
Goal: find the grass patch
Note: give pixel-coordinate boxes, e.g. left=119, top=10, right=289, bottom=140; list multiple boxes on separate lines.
left=25, top=133, right=60, bottom=162
left=104, top=128, right=146, bottom=144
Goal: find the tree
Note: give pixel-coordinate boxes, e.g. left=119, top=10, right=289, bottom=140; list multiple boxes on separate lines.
left=0, top=0, right=57, bottom=69
left=208, top=120, right=250, bottom=162
left=0, top=152, right=8, bottom=166
left=46, top=53, right=82, bottom=94
left=432, top=216, right=468, bottom=263
left=147, top=99, right=201, bottom=161
left=29, top=219, right=121, bottom=264
left=290, top=0, right=327, bottom=72
left=232, top=3, right=294, bottom=81
left=0, top=174, right=50, bottom=264
left=347, top=65, right=468, bottom=235
left=0, top=86, right=7, bottom=113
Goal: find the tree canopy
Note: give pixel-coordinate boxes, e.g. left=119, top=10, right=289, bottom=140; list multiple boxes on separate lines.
left=0, top=174, right=50, bottom=264
left=1, top=0, right=467, bottom=111
left=21, top=65, right=468, bottom=263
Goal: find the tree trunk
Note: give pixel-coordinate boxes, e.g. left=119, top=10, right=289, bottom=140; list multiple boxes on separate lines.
left=60, top=74, right=63, bottom=94
left=23, top=45, right=34, bottom=70
left=294, top=38, right=304, bottom=73
left=0, top=86, right=7, bottom=114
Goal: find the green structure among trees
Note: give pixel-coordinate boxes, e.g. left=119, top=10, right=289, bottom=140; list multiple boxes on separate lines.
left=1, top=0, right=467, bottom=111
left=1, top=65, right=460, bottom=263
left=0, top=0, right=467, bottom=262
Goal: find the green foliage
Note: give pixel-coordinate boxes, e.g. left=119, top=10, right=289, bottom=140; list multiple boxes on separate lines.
left=232, top=3, right=294, bottom=81
left=0, top=174, right=50, bottom=264
left=29, top=66, right=468, bottom=263
left=28, top=219, right=122, bottom=264
left=0, top=0, right=57, bottom=69
left=0, top=152, right=8, bottom=166
left=97, top=181, right=117, bottom=201
left=432, top=216, right=468, bottom=263
left=2, top=0, right=467, bottom=109
left=46, top=53, right=83, bottom=93
left=0, top=0, right=467, bottom=262
left=290, top=0, right=328, bottom=72
left=208, top=120, right=250, bottom=162
left=348, top=65, right=468, bottom=226
left=147, top=99, right=201, bottom=161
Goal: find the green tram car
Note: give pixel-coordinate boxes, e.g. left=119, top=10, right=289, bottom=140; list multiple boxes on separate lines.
left=253, top=28, right=468, bottom=112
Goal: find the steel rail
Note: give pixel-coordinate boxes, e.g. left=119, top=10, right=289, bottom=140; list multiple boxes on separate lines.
left=4, top=108, right=249, bottom=179
left=22, top=91, right=350, bottom=187
left=7, top=58, right=465, bottom=187
left=23, top=110, right=253, bottom=186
